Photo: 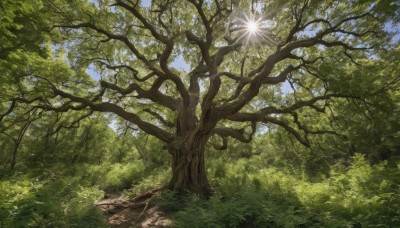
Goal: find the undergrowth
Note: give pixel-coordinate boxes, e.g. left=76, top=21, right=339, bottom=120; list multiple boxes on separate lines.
left=1, top=154, right=399, bottom=227
left=0, top=161, right=151, bottom=227
left=160, top=154, right=400, bottom=228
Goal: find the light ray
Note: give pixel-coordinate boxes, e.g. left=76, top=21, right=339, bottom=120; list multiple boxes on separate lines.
left=247, top=20, right=258, bottom=34
left=229, top=13, right=275, bottom=46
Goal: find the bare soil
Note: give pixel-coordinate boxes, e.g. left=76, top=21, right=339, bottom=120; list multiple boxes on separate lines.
left=96, top=189, right=173, bottom=227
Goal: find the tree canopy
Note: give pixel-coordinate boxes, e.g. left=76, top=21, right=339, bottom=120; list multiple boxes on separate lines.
left=1, top=0, right=399, bottom=194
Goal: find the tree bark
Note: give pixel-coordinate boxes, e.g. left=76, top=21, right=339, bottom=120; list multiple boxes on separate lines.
left=168, top=133, right=211, bottom=195
left=10, top=143, right=19, bottom=170
left=9, top=121, right=32, bottom=170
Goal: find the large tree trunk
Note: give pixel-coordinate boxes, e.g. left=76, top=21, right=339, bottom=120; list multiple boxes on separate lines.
left=168, top=133, right=211, bottom=195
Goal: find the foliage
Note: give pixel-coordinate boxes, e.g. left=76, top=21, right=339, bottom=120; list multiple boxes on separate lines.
left=0, top=0, right=400, bottom=226
left=69, top=162, right=146, bottom=192
left=159, top=154, right=400, bottom=228
left=1, top=0, right=399, bottom=193
left=0, top=166, right=106, bottom=227
left=1, top=131, right=400, bottom=227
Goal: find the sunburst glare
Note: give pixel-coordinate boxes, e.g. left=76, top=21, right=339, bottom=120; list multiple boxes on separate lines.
left=247, top=20, right=259, bottom=34
left=229, top=13, right=276, bottom=46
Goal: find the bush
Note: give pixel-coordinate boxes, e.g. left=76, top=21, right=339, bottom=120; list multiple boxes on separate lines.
left=162, top=154, right=400, bottom=228
left=0, top=170, right=106, bottom=227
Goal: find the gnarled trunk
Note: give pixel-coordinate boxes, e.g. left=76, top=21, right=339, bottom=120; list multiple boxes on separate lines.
left=168, top=133, right=211, bottom=195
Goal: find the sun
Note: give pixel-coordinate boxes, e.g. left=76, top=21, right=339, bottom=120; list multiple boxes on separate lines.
left=229, top=13, right=277, bottom=46
left=247, top=20, right=258, bottom=34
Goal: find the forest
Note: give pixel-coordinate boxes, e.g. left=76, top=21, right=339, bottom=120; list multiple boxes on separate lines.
left=1, top=0, right=400, bottom=227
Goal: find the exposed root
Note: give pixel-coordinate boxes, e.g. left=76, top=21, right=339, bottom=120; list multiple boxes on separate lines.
left=130, top=188, right=163, bottom=203
left=96, top=188, right=172, bottom=227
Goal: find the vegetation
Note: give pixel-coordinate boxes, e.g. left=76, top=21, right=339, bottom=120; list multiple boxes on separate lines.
left=1, top=0, right=399, bottom=227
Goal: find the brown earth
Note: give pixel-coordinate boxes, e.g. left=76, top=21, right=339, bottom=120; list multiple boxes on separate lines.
left=96, top=189, right=173, bottom=227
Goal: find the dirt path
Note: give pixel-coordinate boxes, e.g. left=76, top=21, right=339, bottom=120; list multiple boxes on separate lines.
left=96, top=189, right=173, bottom=227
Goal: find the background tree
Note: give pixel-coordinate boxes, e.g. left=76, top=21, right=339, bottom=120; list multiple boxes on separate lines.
left=1, top=0, right=397, bottom=194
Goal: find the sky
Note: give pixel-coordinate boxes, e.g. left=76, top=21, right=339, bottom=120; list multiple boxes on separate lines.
left=141, top=0, right=151, bottom=8
left=384, top=22, right=400, bottom=44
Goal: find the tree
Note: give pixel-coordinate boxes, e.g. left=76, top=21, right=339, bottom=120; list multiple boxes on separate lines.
left=0, top=112, right=41, bottom=170
left=0, top=0, right=397, bottom=194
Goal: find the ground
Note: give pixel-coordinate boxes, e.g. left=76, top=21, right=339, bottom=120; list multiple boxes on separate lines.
left=97, top=189, right=173, bottom=227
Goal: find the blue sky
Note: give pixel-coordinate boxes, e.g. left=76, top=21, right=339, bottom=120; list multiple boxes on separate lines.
left=141, top=0, right=151, bottom=8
